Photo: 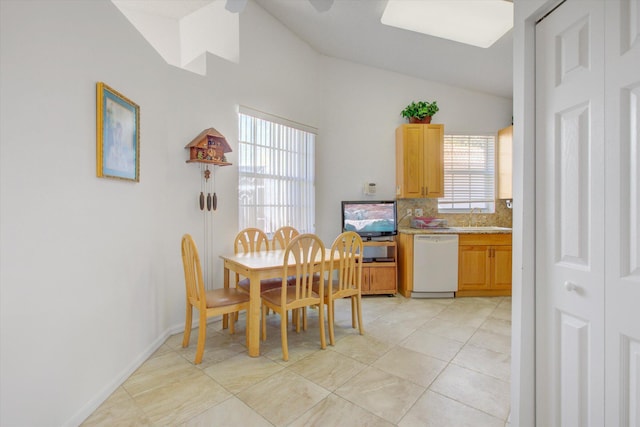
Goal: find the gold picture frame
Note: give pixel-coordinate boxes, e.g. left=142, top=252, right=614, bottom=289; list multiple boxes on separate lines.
left=96, top=82, right=140, bottom=182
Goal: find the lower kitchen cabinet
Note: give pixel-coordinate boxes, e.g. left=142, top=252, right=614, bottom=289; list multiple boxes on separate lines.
left=457, top=233, right=512, bottom=297
left=362, top=265, right=397, bottom=295
left=361, top=240, right=397, bottom=295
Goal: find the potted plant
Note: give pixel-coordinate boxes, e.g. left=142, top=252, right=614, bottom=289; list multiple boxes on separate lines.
left=401, top=101, right=439, bottom=124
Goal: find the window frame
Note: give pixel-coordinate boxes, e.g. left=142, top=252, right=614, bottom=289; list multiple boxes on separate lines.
left=438, top=133, right=496, bottom=214
left=237, top=106, right=316, bottom=236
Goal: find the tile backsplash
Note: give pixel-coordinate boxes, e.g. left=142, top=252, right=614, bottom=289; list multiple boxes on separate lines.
left=397, top=198, right=513, bottom=228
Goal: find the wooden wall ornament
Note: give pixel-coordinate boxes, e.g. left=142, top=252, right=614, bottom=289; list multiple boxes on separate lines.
left=185, top=128, right=232, bottom=212
left=185, top=128, right=232, bottom=166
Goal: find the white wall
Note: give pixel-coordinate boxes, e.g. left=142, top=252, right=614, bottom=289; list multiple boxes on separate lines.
left=0, top=1, right=320, bottom=426
left=315, top=57, right=512, bottom=243
left=0, top=0, right=511, bottom=425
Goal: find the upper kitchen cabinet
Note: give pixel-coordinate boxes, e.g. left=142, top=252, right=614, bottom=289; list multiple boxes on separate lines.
left=395, top=124, right=444, bottom=198
left=497, top=125, right=512, bottom=199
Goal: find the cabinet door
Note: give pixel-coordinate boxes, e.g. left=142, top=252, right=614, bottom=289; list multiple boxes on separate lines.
left=396, top=125, right=424, bottom=198
left=424, top=125, right=444, bottom=197
left=491, top=245, right=512, bottom=290
left=361, top=267, right=370, bottom=292
left=458, top=245, right=490, bottom=291
left=396, top=124, right=444, bottom=198
left=368, top=266, right=397, bottom=293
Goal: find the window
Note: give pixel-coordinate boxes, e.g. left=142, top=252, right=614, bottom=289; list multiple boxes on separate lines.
left=438, top=134, right=495, bottom=213
left=238, top=107, right=316, bottom=235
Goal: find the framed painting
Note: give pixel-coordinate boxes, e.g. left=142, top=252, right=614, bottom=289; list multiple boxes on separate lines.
left=96, top=82, right=140, bottom=181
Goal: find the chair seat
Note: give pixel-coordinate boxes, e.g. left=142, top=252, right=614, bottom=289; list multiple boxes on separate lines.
left=205, top=287, right=250, bottom=308
left=312, top=279, right=341, bottom=295
left=261, top=286, right=320, bottom=306
left=237, top=277, right=287, bottom=293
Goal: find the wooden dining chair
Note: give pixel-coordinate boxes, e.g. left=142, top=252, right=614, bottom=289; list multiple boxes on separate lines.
left=181, top=234, right=250, bottom=364
left=234, top=228, right=281, bottom=293
left=260, top=233, right=327, bottom=361
left=314, top=231, right=364, bottom=345
left=271, top=226, right=303, bottom=323
left=271, top=226, right=300, bottom=250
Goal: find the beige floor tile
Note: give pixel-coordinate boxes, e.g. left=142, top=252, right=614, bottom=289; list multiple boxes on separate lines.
left=398, top=390, right=504, bottom=427
left=122, top=352, right=203, bottom=397
left=435, top=308, right=493, bottom=328
left=203, top=352, right=285, bottom=394
left=81, top=388, right=152, bottom=427
left=149, top=343, right=176, bottom=359
left=289, top=393, right=395, bottom=427
left=373, top=347, right=447, bottom=388
left=419, top=317, right=478, bottom=342
left=497, top=297, right=512, bottom=308
left=452, top=344, right=511, bottom=382
left=400, top=329, right=464, bottom=362
left=446, top=304, right=495, bottom=316
left=376, top=302, right=442, bottom=329
left=335, top=366, right=425, bottom=424
left=170, top=324, right=248, bottom=368
left=453, top=297, right=501, bottom=308
left=237, top=370, right=329, bottom=426
left=479, top=317, right=512, bottom=337
left=360, top=295, right=405, bottom=320
left=468, top=328, right=511, bottom=354
left=180, top=396, right=272, bottom=427
left=163, top=332, right=187, bottom=349
left=91, top=387, right=132, bottom=410
left=322, top=304, right=364, bottom=343
left=288, top=347, right=367, bottom=391
left=490, top=305, right=513, bottom=321
left=430, top=364, right=510, bottom=420
left=364, top=317, right=418, bottom=345
left=331, top=332, right=394, bottom=365
left=82, top=295, right=513, bottom=426
left=263, top=331, right=328, bottom=365
left=132, top=372, right=232, bottom=425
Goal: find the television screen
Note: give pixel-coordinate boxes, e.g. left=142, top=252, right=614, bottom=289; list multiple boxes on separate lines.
left=341, top=200, right=397, bottom=238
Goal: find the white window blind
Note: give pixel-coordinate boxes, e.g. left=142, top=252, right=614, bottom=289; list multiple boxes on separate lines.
left=438, top=134, right=496, bottom=213
left=238, top=107, right=316, bottom=235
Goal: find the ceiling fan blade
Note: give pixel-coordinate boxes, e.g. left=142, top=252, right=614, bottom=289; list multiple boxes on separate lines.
left=225, top=0, right=248, bottom=13
left=308, top=0, right=334, bottom=13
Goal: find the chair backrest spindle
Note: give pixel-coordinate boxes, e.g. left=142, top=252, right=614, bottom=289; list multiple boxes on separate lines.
left=272, top=226, right=300, bottom=250
left=234, top=228, right=269, bottom=254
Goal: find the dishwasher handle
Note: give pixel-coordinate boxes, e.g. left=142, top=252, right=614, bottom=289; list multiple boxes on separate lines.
left=414, top=234, right=459, bottom=243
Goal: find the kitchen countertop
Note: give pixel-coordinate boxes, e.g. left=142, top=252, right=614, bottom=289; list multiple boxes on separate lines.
left=399, top=226, right=512, bottom=235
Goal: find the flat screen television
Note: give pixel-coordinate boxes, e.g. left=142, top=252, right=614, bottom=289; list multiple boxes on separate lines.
left=341, top=200, right=397, bottom=239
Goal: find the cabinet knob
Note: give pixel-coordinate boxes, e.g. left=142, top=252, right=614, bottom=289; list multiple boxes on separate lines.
left=564, top=281, right=578, bottom=292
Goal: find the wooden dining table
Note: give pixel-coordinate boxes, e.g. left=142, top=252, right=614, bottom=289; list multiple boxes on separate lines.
left=220, top=248, right=337, bottom=357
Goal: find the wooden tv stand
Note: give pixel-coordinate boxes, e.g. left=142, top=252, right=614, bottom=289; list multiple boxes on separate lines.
left=361, top=238, right=397, bottom=296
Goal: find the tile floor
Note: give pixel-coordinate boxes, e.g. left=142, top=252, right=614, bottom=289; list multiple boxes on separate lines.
left=82, top=295, right=512, bottom=427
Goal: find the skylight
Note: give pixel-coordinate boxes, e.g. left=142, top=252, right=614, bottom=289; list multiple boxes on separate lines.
left=381, top=0, right=513, bottom=48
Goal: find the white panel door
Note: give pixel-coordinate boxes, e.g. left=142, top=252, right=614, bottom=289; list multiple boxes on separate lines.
left=604, top=0, right=640, bottom=425
left=536, top=1, right=606, bottom=425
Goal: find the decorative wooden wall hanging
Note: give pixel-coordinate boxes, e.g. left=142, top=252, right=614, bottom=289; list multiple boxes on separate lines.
left=185, top=128, right=232, bottom=212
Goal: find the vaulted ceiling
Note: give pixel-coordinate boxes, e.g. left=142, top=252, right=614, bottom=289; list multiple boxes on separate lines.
left=113, top=0, right=514, bottom=99
left=253, top=0, right=513, bottom=98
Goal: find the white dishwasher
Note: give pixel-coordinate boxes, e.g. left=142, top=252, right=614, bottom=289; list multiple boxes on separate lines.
left=412, top=234, right=459, bottom=298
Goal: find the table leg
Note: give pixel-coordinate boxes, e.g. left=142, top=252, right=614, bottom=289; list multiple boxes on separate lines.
left=247, top=273, right=260, bottom=357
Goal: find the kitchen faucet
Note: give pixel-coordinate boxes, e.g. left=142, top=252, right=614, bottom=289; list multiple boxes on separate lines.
left=468, top=207, right=479, bottom=227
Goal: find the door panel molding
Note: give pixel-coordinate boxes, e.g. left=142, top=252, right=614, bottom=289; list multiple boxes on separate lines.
left=621, top=84, right=640, bottom=278
left=559, top=312, right=589, bottom=426
left=555, top=102, right=590, bottom=267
